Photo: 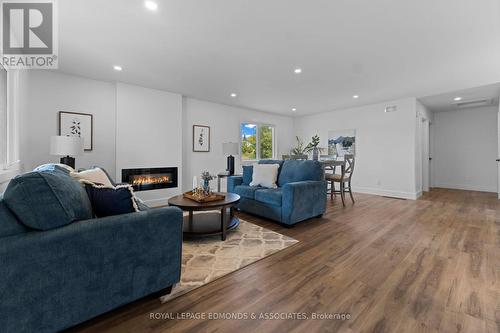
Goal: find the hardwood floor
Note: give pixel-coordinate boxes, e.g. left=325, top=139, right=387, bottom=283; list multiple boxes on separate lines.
left=69, top=189, right=500, bottom=333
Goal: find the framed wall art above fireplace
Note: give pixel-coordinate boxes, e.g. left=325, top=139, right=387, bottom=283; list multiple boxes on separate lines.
left=193, top=125, right=210, bottom=152
left=59, top=111, right=93, bottom=151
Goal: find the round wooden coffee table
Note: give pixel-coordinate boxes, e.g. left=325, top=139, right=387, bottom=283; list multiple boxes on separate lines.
left=168, top=192, right=240, bottom=241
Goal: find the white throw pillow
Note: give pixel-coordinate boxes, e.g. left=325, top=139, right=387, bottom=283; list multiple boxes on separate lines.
left=70, top=167, right=114, bottom=187
left=250, top=164, right=280, bottom=188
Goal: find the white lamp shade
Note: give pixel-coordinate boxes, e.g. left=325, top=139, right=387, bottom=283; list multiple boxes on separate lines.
left=223, top=142, right=239, bottom=155
left=50, top=136, right=83, bottom=156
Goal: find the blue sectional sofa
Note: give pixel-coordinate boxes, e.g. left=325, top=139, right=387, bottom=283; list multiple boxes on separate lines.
left=228, top=160, right=327, bottom=225
left=0, top=165, right=183, bottom=333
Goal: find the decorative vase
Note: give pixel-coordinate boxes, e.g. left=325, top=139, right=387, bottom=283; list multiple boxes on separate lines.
left=203, top=179, right=210, bottom=194
left=312, top=147, right=319, bottom=161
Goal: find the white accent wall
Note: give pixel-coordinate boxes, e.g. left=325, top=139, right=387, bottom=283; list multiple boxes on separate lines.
left=115, top=83, right=183, bottom=205
left=431, top=106, right=498, bottom=192
left=294, top=97, right=420, bottom=199
left=182, top=98, right=294, bottom=192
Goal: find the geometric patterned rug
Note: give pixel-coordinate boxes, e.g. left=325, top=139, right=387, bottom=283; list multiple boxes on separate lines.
left=160, top=219, right=298, bottom=303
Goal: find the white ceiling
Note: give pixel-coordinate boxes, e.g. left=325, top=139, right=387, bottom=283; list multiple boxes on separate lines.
left=57, top=0, right=500, bottom=116
left=419, top=83, right=500, bottom=112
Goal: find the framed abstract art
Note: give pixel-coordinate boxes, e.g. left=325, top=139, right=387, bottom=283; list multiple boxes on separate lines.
left=328, top=129, right=356, bottom=158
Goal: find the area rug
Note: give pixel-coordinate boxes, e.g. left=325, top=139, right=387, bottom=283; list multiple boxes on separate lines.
left=160, top=219, right=298, bottom=303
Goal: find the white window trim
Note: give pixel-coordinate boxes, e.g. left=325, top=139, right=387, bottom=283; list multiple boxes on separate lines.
left=240, top=122, right=277, bottom=161
left=0, top=66, right=21, bottom=185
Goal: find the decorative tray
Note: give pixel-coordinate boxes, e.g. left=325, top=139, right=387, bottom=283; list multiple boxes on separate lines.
left=183, top=191, right=226, bottom=203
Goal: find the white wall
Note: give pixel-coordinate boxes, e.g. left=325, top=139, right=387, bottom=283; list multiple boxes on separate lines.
left=182, top=98, right=294, bottom=192
left=431, top=106, right=498, bottom=192
left=294, top=98, right=420, bottom=199
left=19, top=71, right=117, bottom=176
left=116, top=83, right=183, bottom=205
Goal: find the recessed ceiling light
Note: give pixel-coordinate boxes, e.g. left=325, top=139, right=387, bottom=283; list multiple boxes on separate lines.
left=113, top=65, right=122, bottom=71
left=454, top=97, right=462, bottom=101
left=230, top=93, right=237, bottom=98
left=294, top=68, right=302, bottom=74
left=291, top=108, right=297, bottom=112
left=353, top=95, right=359, bottom=99
left=144, top=1, right=158, bottom=11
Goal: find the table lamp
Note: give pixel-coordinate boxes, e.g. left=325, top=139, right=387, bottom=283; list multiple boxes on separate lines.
left=222, top=142, right=239, bottom=175
left=50, top=136, right=83, bottom=169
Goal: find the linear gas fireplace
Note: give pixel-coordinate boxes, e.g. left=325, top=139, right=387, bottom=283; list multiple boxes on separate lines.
left=122, top=167, right=178, bottom=192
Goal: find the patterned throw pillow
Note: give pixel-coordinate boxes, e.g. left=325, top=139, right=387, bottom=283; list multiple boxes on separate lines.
left=83, top=182, right=139, bottom=218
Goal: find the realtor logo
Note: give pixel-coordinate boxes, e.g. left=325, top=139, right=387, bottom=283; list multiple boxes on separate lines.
left=1, top=0, right=58, bottom=69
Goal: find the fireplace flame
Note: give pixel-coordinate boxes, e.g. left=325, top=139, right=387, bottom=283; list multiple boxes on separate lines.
left=131, top=176, right=171, bottom=186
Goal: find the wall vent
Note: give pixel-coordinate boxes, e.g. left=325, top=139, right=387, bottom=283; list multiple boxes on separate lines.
left=384, top=105, right=398, bottom=113
left=453, top=99, right=493, bottom=109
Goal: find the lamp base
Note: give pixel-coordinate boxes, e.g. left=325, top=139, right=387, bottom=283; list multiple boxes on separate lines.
left=60, top=156, right=75, bottom=169
left=226, top=155, right=235, bottom=175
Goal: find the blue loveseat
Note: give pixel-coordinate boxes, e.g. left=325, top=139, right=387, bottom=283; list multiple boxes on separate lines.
left=228, top=160, right=327, bottom=225
left=0, top=165, right=183, bottom=333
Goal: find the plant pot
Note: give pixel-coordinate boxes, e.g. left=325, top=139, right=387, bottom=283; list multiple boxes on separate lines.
left=312, top=147, right=319, bottom=161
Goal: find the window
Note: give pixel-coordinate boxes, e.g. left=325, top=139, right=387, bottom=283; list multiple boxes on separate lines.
left=240, top=123, right=275, bottom=160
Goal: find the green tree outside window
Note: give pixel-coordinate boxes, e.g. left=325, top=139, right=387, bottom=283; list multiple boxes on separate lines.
left=241, top=123, right=275, bottom=160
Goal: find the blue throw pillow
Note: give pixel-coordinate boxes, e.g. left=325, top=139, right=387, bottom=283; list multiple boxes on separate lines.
left=242, top=165, right=253, bottom=185
left=3, top=167, right=93, bottom=230
left=85, top=184, right=139, bottom=218
left=278, top=160, right=323, bottom=186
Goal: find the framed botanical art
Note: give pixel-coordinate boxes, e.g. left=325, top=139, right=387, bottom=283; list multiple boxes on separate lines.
left=59, top=111, right=93, bottom=151
left=193, top=125, right=210, bottom=152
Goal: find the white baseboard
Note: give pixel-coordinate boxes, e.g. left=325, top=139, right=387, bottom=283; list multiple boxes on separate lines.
left=351, top=186, right=420, bottom=200
left=432, top=183, right=497, bottom=193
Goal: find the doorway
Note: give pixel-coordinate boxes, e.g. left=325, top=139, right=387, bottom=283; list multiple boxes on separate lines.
left=421, top=118, right=430, bottom=192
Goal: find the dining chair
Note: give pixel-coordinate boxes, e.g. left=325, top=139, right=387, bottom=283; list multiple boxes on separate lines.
left=320, top=155, right=337, bottom=161
left=325, top=154, right=355, bottom=206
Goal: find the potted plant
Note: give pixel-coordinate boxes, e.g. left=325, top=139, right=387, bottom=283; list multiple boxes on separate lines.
left=291, top=136, right=307, bottom=156
left=308, top=135, right=322, bottom=160
left=290, top=135, right=324, bottom=160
